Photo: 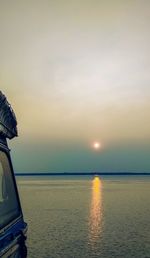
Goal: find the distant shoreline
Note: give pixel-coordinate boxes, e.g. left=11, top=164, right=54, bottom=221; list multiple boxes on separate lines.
left=15, top=172, right=150, bottom=176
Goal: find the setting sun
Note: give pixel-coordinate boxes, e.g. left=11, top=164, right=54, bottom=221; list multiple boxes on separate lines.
left=93, top=142, right=101, bottom=150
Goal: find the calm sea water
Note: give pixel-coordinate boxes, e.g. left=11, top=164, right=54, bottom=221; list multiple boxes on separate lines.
left=17, top=176, right=150, bottom=258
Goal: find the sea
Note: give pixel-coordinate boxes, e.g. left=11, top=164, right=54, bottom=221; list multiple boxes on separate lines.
left=16, top=175, right=150, bottom=258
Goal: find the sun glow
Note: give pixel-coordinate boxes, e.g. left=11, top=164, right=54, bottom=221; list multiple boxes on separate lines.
left=93, top=141, right=101, bottom=150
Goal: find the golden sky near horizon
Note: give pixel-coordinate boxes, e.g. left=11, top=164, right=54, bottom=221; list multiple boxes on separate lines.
left=0, top=0, right=150, bottom=172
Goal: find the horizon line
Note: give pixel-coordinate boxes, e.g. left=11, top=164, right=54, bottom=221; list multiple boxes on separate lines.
left=15, top=172, right=150, bottom=176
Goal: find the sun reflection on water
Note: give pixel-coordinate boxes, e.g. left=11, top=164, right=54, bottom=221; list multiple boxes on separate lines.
left=89, top=176, right=103, bottom=247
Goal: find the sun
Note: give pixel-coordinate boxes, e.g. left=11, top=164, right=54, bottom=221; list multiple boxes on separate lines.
left=93, top=141, right=101, bottom=150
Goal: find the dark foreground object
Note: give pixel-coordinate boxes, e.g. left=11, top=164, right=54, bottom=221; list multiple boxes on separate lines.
left=0, top=91, right=27, bottom=257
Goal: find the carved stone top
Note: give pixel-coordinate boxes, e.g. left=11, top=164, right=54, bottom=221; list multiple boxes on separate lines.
left=0, top=91, right=18, bottom=139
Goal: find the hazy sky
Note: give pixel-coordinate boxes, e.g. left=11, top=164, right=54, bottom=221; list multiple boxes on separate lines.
left=0, top=0, right=150, bottom=172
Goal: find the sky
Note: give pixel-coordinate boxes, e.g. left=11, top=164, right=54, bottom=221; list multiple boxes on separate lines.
left=0, top=0, right=150, bottom=173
